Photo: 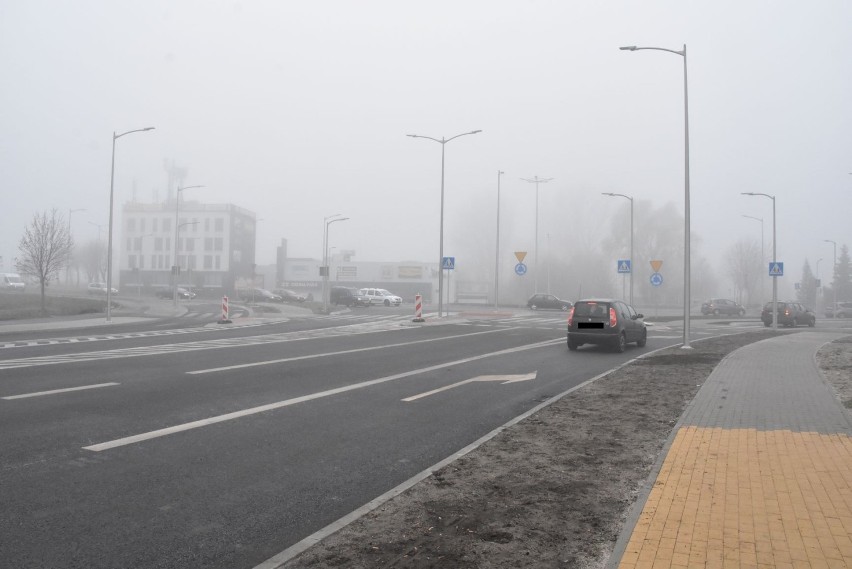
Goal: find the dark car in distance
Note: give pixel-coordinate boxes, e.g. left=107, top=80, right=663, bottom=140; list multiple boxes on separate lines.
left=761, top=301, right=815, bottom=327
left=156, top=287, right=195, bottom=300
left=700, top=298, right=746, bottom=316
left=527, top=293, right=572, bottom=311
left=330, top=286, right=370, bottom=307
left=567, top=299, right=647, bottom=353
left=274, top=289, right=310, bottom=303
left=238, top=288, right=283, bottom=303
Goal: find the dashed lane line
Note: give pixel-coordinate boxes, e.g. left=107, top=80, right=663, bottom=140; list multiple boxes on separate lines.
left=2, top=382, right=120, bottom=400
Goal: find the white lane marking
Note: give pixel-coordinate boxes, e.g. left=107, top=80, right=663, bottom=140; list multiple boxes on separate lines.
left=402, top=372, right=537, bottom=402
left=187, top=327, right=523, bottom=374
left=84, top=339, right=562, bottom=452
left=2, top=382, right=119, bottom=400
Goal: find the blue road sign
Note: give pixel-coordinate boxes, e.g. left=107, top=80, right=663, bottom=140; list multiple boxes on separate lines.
left=768, top=262, right=783, bottom=276
left=617, top=259, right=631, bottom=274
left=514, top=262, right=527, bottom=276
left=442, top=256, right=455, bottom=270
left=650, top=272, right=663, bottom=287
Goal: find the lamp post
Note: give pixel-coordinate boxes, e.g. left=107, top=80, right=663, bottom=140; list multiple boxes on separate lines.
left=407, top=129, right=482, bottom=317
left=602, top=193, right=634, bottom=305
left=322, top=215, right=348, bottom=313
left=494, top=170, right=504, bottom=307
left=107, top=127, right=154, bottom=322
left=825, top=239, right=837, bottom=315
left=742, top=193, right=776, bottom=329
left=521, top=176, right=553, bottom=295
left=620, top=44, right=691, bottom=348
left=742, top=215, right=765, bottom=303
left=173, top=185, right=204, bottom=307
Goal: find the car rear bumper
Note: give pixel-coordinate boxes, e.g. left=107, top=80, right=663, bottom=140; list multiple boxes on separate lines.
left=567, top=330, right=620, bottom=345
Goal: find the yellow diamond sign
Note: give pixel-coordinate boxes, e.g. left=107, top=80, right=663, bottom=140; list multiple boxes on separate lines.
left=514, top=252, right=527, bottom=263
left=650, top=260, right=663, bottom=272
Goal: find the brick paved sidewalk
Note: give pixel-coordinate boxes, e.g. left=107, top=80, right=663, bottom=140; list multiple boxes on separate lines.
left=611, top=331, right=852, bottom=569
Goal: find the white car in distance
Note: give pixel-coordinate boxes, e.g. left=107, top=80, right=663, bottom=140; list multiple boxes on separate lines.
left=358, top=288, right=402, bottom=306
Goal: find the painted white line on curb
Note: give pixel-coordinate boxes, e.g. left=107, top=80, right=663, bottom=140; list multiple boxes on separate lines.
left=2, top=382, right=119, bottom=400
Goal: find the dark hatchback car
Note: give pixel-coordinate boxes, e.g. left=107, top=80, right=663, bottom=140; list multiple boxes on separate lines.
left=156, top=287, right=195, bottom=300
left=701, top=298, right=746, bottom=316
left=330, top=286, right=370, bottom=307
left=761, top=301, right=815, bottom=327
left=526, top=293, right=572, bottom=311
left=567, top=299, right=647, bottom=352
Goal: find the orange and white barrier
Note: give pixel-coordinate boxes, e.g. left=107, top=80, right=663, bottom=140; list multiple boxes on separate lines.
left=218, top=296, right=232, bottom=324
left=413, top=294, right=425, bottom=322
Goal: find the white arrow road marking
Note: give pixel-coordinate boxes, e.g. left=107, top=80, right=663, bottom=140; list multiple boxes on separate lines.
left=2, top=382, right=119, bottom=400
left=401, top=372, right=537, bottom=402
left=84, top=339, right=561, bottom=452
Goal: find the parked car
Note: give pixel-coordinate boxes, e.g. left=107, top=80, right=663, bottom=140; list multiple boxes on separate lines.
left=330, top=286, right=371, bottom=307
left=761, top=301, right=816, bottom=327
left=1, top=273, right=26, bottom=292
left=87, top=282, right=118, bottom=295
left=358, top=288, right=403, bottom=306
left=156, top=287, right=195, bottom=300
left=567, top=298, right=647, bottom=353
left=527, top=293, right=572, bottom=311
left=825, top=302, right=852, bottom=318
left=274, top=289, right=310, bottom=303
left=238, top=288, right=283, bottom=303
left=701, top=298, right=746, bottom=316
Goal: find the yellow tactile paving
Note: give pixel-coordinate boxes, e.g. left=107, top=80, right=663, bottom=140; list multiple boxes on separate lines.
left=618, top=426, right=852, bottom=569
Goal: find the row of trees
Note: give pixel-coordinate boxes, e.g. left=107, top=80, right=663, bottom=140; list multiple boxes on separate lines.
left=796, top=244, right=852, bottom=308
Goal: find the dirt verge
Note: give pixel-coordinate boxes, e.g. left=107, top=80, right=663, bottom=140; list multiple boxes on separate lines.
left=281, top=330, right=849, bottom=569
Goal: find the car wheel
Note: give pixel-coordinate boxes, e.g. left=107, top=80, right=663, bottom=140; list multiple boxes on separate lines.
left=384, top=299, right=390, bottom=306
left=792, top=318, right=798, bottom=327
left=636, top=328, right=647, bottom=347
left=615, top=333, right=626, bottom=353
left=567, top=338, right=578, bottom=351
left=530, top=304, right=538, bottom=310
left=764, top=321, right=771, bottom=327
left=808, top=317, right=815, bottom=327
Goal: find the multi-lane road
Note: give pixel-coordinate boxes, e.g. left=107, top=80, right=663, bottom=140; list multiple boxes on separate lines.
left=0, top=305, right=807, bottom=568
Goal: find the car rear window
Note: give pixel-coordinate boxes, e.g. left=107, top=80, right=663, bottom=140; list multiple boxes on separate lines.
left=573, top=302, right=610, bottom=317
left=764, top=302, right=786, bottom=309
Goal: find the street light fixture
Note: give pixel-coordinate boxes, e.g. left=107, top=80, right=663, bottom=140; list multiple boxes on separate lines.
left=742, top=215, right=765, bottom=303
left=521, top=176, right=554, bottom=295
left=322, top=215, right=349, bottom=313
left=825, top=239, right=837, bottom=315
left=620, top=44, right=691, bottom=348
left=107, top=127, right=154, bottom=322
left=742, top=193, right=777, bottom=329
left=173, top=185, right=204, bottom=307
left=602, top=193, right=634, bottom=305
left=407, top=129, right=482, bottom=317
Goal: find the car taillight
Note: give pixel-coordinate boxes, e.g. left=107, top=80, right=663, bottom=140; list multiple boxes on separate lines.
left=567, top=307, right=574, bottom=326
left=785, top=308, right=790, bottom=316
left=609, top=307, right=617, bottom=327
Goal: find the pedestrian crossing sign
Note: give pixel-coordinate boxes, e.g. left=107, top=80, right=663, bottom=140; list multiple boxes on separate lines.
left=442, top=256, right=455, bottom=270
left=768, top=262, right=784, bottom=276
left=617, top=260, right=631, bottom=273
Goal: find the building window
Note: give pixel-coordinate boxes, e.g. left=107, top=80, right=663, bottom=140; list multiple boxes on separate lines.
left=215, top=256, right=221, bottom=270
left=214, top=237, right=223, bottom=251
left=155, top=237, right=163, bottom=252
left=215, top=218, right=224, bottom=232
left=204, top=255, right=213, bottom=269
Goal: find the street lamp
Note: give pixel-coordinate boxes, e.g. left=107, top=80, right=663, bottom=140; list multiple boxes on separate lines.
left=602, top=193, right=634, bottom=305
left=494, top=170, right=504, bottom=307
left=825, top=239, right=837, bottom=315
left=742, top=215, right=765, bottom=303
left=521, top=176, right=553, bottom=295
left=407, top=129, right=482, bottom=317
left=620, top=44, right=691, bottom=348
left=107, top=127, right=154, bottom=322
left=173, top=185, right=204, bottom=307
left=322, top=214, right=348, bottom=313
left=742, top=193, right=777, bottom=329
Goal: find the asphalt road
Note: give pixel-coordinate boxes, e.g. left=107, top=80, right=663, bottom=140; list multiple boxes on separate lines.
left=0, top=308, right=795, bottom=568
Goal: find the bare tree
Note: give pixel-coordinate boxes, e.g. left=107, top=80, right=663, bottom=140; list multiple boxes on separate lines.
left=16, top=209, right=74, bottom=313
left=725, top=237, right=761, bottom=306
left=77, top=239, right=107, bottom=283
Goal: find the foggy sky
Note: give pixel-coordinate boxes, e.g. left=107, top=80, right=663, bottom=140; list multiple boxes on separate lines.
left=1, top=0, right=850, bottom=302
